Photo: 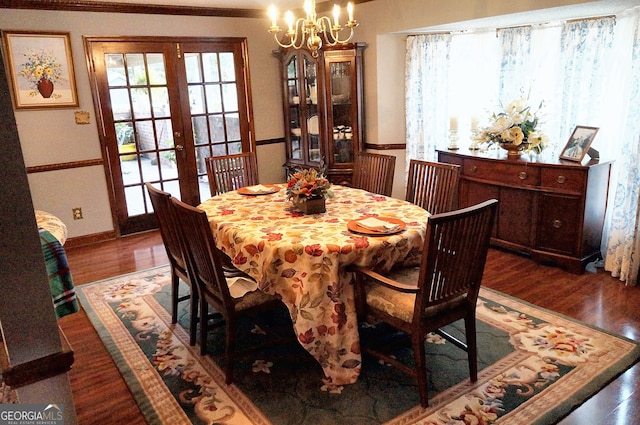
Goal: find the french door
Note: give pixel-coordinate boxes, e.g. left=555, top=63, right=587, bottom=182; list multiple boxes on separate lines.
left=85, top=37, right=254, bottom=235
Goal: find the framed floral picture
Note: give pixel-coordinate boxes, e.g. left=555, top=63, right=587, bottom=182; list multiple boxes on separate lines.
left=560, top=125, right=599, bottom=162
left=1, top=31, right=78, bottom=109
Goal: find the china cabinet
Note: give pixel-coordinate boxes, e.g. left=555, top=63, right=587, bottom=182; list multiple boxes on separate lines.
left=275, top=43, right=366, bottom=185
left=438, top=149, right=612, bottom=274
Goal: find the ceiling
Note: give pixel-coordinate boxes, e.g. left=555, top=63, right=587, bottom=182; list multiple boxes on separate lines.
left=84, top=0, right=325, bottom=9
left=77, top=0, right=330, bottom=11
left=5, top=0, right=635, bottom=27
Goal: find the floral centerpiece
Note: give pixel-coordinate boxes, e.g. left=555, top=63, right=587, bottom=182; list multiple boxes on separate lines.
left=286, top=166, right=333, bottom=214
left=477, top=97, right=548, bottom=155
left=19, top=48, right=64, bottom=99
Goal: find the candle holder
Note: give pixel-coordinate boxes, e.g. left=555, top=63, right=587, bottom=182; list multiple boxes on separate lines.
left=469, top=129, right=481, bottom=151
left=448, top=130, right=459, bottom=150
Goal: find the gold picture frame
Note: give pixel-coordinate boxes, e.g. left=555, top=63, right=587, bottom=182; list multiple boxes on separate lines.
left=1, top=30, right=78, bottom=109
left=560, top=125, right=599, bottom=162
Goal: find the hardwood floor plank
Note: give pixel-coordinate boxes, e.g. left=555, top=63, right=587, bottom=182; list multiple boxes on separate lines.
left=61, top=231, right=640, bottom=424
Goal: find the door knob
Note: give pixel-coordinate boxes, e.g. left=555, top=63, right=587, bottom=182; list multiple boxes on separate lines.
left=175, top=144, right=184, bottom=151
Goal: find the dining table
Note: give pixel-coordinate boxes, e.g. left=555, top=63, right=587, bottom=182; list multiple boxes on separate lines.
left=197, top=184, right=430, bottom=387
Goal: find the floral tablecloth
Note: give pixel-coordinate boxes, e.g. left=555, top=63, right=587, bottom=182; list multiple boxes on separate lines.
left=198, top=185, right=430, bottom=386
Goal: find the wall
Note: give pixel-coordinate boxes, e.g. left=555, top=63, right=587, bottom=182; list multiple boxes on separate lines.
left=1, top=0, right=624, bottom=234
left=354, top=0, right=632, bottom=198
left=0, top=9, right=285, bottom=238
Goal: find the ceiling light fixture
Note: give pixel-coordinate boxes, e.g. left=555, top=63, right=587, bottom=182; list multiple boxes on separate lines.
left=267, top=0, right=358, bottom=57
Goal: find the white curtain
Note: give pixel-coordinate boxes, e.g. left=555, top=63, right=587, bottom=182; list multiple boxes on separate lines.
left=604, top=7, right=640, bottom=286
left=497, top=26, right=532, bottom=102
left=405, top=7, right=640, bottom=285
left=405, top=33, right=451, bottom=164
left=559, top=17, right=616, bottom=145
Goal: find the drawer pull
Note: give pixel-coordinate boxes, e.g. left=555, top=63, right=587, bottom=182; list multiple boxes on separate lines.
left=556, top=175, right=567, bottom=184
left=518, top=171, right=528, bottom=180
left=469, top=165, right=477, bottom=173
left=552, top=220, right=562, bottom=229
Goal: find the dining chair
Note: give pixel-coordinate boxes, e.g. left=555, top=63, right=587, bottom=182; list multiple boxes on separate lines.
left=169, top=197, right=284, bottom=384
left=352, top=151, right=396, bottom=197
left=352, top=199, right=498, bottom=407
left=205, top=152, right=259, bottom=196
left=145, top=183, right=197, bottom=345
left=405, top=159, right=460, bottom=214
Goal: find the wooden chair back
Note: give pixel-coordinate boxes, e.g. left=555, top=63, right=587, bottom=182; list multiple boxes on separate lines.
left=354, top=199, right=498, bottom=407
left=416, top=199, right=497, bottom=314
left=145, top=183, right=194, bottom=335
left=205, top=152, right=259, bottom=196
left=405, top=159, right=460, bottom=214
left=169, top=197, right=233, bottom=315
left=170, top=197, right=283, bottom=384
left=352, top=152, right=396, bottom=196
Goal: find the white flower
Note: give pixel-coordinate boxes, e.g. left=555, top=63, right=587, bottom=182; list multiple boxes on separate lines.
left=479, top=96, right=547, bottom=154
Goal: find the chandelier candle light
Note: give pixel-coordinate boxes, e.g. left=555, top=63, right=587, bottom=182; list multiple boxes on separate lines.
left=267, top=0, right=358, bottom=57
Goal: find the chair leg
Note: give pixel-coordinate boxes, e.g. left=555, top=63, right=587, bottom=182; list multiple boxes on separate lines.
left=199, top=298, right=208, bottom=356
left=353, top=273, right=367, bottom=322
left=412, top=333, right=429, bottom=408
left=225, top=318, right=237, bottom=385
left=465, top=315, right=478, bottom=382
left=171, top=272, right=179, bottom=324
left=189, top=288, right=198, bottom=346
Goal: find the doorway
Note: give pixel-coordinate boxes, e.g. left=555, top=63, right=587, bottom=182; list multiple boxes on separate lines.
left=85, top=36, right=254, bottom=235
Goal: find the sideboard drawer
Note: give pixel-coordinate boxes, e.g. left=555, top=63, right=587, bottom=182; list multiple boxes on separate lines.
left=540, top=168, right=586, bottom=193
left=464, top=159, right=540, bottom=187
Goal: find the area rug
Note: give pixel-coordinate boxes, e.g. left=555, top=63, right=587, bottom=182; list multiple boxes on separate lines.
left=77, top=266, right=640, bottom=424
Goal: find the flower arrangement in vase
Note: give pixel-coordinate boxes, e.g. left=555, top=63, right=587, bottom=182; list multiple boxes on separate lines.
left=477, top=97, right=548, bottom=155
left=286, top=165, right=333, bottom=214
left=19, top=48, right=64, bottom=99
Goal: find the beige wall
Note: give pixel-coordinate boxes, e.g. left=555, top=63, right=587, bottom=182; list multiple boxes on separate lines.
left=0, top=9, right=285, bottom=237
left=1, top=0, right=627, bottom=235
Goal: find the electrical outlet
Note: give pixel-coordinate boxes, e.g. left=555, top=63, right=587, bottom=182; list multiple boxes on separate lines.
left=72, top=207, right=83, bottom=220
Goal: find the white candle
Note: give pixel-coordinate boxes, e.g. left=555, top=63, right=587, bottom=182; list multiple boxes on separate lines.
left=333, top=5, right=340, bottom=26
left=304, top=0, right=312, bottom=18
left=450, top=116, right=458, bottom=131
left=285, top=10, right=294, bottom=31
left=268, top=5, right=278, bottom=28
left=347, top=2, right=354, bottom=21
left=471, top=116, right=479, bottom=130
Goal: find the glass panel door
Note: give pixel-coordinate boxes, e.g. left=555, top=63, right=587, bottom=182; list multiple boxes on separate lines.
left=181, top=45, right=251, bottom=203
left=86, top=38, right=253, bottom=234
left=105, top=51, right=180, bottom=218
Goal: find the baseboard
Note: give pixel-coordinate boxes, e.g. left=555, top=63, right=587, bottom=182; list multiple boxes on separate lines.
left=64, top=231, right=116, bottom=248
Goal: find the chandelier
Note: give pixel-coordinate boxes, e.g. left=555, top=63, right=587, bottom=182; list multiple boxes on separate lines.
left=267, top=0, right=358, bottom=57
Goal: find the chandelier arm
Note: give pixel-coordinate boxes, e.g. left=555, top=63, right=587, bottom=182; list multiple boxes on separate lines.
left=268, top=3, right=358, bottom=52
left=317, top=16, right=355, bottom=46
left=273, top=18, right=308, bottom=50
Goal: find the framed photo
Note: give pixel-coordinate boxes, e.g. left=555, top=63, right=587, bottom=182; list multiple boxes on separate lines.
left=560, top=126, right=599, bottom=162
left=1, top=31, right=78, bottom=109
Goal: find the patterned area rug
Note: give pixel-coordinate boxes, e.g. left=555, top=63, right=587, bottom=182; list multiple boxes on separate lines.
left=77, top=266, right=640, bottom=424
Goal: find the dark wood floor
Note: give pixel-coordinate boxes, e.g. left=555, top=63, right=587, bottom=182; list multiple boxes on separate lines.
left=60, top=230, right=640, bottom=424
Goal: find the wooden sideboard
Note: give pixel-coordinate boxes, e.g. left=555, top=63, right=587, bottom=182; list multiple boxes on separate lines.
left=438, top=149, right=612, bottom=274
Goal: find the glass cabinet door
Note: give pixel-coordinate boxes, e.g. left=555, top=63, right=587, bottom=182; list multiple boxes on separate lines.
left=304, top=56, right=321, bottom=163
left=327, top=59, right=355, bottom=166
left=279, top=43, right=365, bottom=186
left=285, top=51, right=321, bottom=166
left=286, top=55, right=303, bottom=161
